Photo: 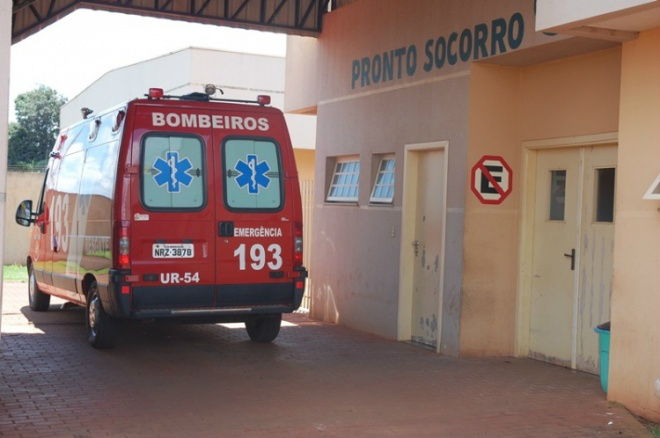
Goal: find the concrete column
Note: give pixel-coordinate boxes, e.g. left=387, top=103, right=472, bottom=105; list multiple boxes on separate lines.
left=0, top=1, right=12, bottom=339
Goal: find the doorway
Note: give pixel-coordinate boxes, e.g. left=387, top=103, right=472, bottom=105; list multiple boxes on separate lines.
left=520, top=140, right=616, bottom=374
left=398, top=142, right=448, bottom=351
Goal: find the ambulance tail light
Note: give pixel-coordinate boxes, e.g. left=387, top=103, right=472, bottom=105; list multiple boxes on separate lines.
left=294, top=221, right=303, bottom=268
left=257, top=95, right=271, bottom=106
left=148, top=88, right=164, bottom=99
left=117, top=224, right=131, bottom=269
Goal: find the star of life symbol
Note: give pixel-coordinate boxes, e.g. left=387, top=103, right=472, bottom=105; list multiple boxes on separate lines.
left=153, top=152, right=194, bottom=193
left=235, top=154, right=271, bottom=194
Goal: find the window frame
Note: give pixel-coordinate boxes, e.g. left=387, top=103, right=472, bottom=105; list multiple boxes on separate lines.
left=369, top=155, right=396, bottom=204
left=139, top=132, right=208, bottom=212
left=548, top=169, right=567, bottom=222
left=326, top=157, right=360, bottom=203
left=594, top=166, right=616, bottom=223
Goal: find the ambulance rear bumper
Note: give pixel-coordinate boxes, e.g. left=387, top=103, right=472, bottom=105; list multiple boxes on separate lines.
left=106, top=268, right=307, bottom=320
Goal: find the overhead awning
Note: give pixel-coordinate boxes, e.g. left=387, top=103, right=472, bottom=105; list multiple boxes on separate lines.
left=11, top=0, right=335, bottom=43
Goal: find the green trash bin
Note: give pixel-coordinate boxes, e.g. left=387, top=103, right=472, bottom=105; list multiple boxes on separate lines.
left=594, top=321, right=611, bottom=394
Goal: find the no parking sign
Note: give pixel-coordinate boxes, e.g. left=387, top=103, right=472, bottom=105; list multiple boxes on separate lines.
left=470, top=155, right=513, bottom=205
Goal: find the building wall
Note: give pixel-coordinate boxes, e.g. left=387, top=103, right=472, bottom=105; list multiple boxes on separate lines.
left=536, top=0, right=660, bottom=33
left=4, top=172, right=45, bottom=265
left=293, top=149, right=316, bottom=182
left=610, top=28, right=660, bottom=422
left=60, top=48, right=316, bottom=179
left=461, top=47, right=621, bottom=356
left=61, top=48, right=286, bottom=126
left=462, top=63, right=521, bottom=356
left=284, top=36, right=320, bottom=114
left=287, top=0, right=659, bottom=422
left=290, top=0, right=558, bottom=353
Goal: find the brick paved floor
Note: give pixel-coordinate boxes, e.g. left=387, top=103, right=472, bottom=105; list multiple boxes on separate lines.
left=0, top=282, right=651, bottom=438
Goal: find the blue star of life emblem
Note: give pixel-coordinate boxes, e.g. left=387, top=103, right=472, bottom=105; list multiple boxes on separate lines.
left=153, top=152, right=194, bottom=193
left=235, top=154, right=271, bottom=194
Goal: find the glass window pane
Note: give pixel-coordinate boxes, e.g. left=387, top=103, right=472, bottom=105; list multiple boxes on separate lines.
left=549, top=170, right=566, bottom=221
left=224, top=139, right=282, bottom=210
left=142, top=135, right=205, bottom=210
left=370, top=157, right=395, bottom=203
left=596, top=168, right=615, bottom=223
left=327, top=158, right=360, bottom=201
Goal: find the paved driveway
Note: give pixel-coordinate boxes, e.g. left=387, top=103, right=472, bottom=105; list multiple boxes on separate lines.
left=0, top=282, right=651, bottom=438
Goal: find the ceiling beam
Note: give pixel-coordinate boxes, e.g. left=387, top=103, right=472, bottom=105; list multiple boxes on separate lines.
left=12, top=0, right=329, bottom=43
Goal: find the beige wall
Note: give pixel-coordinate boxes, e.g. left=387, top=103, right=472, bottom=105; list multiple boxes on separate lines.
left=610, top=28, right=660, bottom=422
left=461, top=48, right=621, bottom=356
left=286, top=0, right=558, bottom=354
left=293, top=149, right=315, bottom=182
left=536, top=0, right=659, bottom=32
left=4, top=172, right=45, bottom=266
left=519, top=49, right=621, bottom=140
left=284, top=36, right=320, bottom=114
left=287, top=0, right=659, bottom=422
left=462, top=63, right=521, bottom=356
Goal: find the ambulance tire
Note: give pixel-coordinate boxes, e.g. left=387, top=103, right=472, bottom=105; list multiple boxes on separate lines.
left=245, top=313, right=282, bottom=343
left=86, top=282, right=116, bottom=349
left=28, top=266, right=50, bottom=312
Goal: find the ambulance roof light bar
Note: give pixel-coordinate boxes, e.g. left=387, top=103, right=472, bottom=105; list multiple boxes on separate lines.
left=257, top=95, right=271, bottom=106
left=144, top=87, right=271, bottom=106
left=148, top=88, right=164, bottom=99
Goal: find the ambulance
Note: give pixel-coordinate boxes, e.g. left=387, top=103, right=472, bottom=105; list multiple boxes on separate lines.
left=15, top=87, right=307, bottom=348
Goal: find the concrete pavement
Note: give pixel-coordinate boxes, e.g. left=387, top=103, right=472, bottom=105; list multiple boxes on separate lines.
left=0, top=282, right=651, bottom=438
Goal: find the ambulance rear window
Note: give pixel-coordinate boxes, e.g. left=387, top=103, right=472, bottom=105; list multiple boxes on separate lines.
left=141, top=134, right=205, bottom=210
left=223, top=138, right=282, bottom=210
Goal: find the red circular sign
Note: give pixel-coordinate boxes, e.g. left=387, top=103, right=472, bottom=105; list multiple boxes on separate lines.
left=470, top=155, right=513, bottom=205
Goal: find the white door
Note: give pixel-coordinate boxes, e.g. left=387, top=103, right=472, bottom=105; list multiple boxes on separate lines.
left=411, top=149, right=445, bottom=347
left=576, top=145, right=616, bottom=373
left=530, top=145, right=616, bottom=373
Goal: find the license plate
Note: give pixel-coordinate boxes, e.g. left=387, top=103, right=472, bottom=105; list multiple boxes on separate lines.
left=152, top=243, right=194, bottom=259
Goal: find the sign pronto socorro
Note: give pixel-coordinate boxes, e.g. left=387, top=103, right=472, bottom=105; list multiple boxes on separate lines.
left=471, top=155, right=513, bottom=205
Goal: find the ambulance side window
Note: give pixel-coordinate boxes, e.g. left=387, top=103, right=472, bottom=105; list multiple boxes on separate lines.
left=141, top=134, right=205, bottom=210
left=56, top=149, right=85, bottom=195
left=79, top=142, right=119, bottom=223
left=36, top=169, right=49, bottom=216
left=81, top=142, right=119, bottom=200
left=223, top=138, right=282, bottom=210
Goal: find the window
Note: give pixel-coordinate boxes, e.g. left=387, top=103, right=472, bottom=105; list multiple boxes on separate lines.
left=549, top=170, right=566, bottom=221
left=55, top=149, right=84, bottom=195
left=327, top=158, right=360, bottom=202
left=370, top=156, right=395, bottom=203
left=224, top=138, right=282, bottom=210
left=595, top=168, right=615, bottom=223
left=80, top=142, right=119, bottom=199
left=141, top=134, right=205, bottom=210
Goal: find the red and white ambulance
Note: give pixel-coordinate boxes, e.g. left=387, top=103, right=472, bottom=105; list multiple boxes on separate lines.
left=16, top=87, right=307, bottom=348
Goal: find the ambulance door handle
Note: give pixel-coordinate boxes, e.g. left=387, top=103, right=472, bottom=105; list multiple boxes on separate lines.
left=219, top=221, right=234, bottom=237
left=563, top=249, right=575, bottom=271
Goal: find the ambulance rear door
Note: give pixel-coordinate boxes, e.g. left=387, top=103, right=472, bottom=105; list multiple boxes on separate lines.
left=212, top=108, right=295, bottom=307
left=128, top=105, right=217, bottom=311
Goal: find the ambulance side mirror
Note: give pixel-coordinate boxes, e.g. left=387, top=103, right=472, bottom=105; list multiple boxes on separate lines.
left=15, top=200, right=34, bottom=227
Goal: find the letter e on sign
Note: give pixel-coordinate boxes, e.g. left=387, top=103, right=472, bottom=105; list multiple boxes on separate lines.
left=470, top=155, right=513, bottom=205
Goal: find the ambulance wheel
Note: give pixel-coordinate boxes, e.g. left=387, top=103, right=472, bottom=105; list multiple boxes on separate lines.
left=245, top=313, right=282, bottom=343
left=28, top=266, right=50, bottom=311
left=86, top=283, right=116, bottom=349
